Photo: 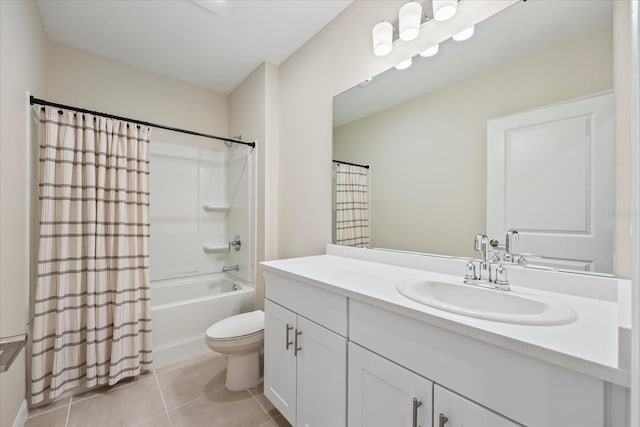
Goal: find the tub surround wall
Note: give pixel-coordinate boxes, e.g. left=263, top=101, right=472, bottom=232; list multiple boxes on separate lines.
left=150, top=142, right=235, bottom=281
left=226, top=145, right=256, bottom=284
left=0, top=1, right=47, bottom=425
left=229, top=62, right=280, bottom=309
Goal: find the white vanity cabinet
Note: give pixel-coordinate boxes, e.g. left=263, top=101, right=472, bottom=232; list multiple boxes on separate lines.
left=349, top=299, right=606, bottom=426
left=262, top=256, right=628, bottom=427
left=348, top=343, right=433, bottom=427
left=433, top=385, right=521, bottom=427
left=264, top=300, right=297, bottom=422
left=347, top=340, right=518, bottom=427
left=264, top=273, right=348, bottom=427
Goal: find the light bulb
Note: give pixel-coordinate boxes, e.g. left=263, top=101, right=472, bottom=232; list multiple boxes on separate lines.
left=419, top=44, right=439, bottom=58
left=372, top=21, right=393, bottom=56
left=399, top=2, right=422, bottom=42
left=433, top=0, right=457, bottom=22
left=452, top=25, right=475, bottom=41
left=395, top=57, right=413, bottom=70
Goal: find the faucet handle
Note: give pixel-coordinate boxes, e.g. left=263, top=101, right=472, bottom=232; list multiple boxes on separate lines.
left=488, top=251, right=501, bottom=263
left=496, top=264, right=511, bottom=291
left=516, top=253, right=541, bottom=267
left=474, top=234, right=483, bottom=251
left=496, top=264, right=509, bottom=287
left=465, top=260, right=477, bottom=281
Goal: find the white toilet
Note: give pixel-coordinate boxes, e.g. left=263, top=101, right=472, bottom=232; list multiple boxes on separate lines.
left=205, top=310, right=264, bottom=391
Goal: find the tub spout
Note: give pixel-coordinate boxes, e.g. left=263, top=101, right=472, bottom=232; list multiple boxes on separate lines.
left=222, top=265, right=240, bottom=273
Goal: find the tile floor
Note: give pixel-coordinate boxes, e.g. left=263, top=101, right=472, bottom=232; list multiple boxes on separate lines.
left=24, top=353, right=291, bottom=427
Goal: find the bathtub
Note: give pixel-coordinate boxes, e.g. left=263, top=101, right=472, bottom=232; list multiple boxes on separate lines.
left=151, top=273, right=255, bottom=368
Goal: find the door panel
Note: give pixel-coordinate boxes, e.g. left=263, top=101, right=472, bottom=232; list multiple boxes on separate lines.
left=295, top=316, right=347, bottom=427
left=349, top=343, right=433, bottom=427
left=264, top=300, right=297, bottom=425
left=434, top=385, right=521, bottom=427
left=487, top=92, right=614, bottom=273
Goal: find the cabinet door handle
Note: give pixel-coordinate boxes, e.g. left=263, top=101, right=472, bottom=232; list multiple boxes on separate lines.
left=294, top=329, right=302, bottom=356
left=285, top=324, right=293, bottom=350
left=438, top=413, right=448, bottom=427
left=412, top=398, right=423, bottom=427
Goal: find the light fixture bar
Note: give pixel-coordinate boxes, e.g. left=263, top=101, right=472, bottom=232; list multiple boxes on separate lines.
left=370, top=0, right=462, bottom=56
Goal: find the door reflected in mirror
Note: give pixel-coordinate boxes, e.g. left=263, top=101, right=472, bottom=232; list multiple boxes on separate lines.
left=332, top=0, right=614, bottom=275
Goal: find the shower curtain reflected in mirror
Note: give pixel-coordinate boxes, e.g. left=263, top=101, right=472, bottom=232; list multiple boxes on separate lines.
left=333, top=163, right=370, bottom=248
left=31, top=106, right=153, bottom=404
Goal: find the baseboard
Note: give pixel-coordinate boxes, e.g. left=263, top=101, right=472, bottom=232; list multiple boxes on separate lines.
left=12, top=399, right=28, bottom=427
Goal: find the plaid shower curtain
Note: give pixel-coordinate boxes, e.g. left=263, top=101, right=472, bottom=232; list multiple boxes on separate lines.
left=30, top=106, right=153, bottom=403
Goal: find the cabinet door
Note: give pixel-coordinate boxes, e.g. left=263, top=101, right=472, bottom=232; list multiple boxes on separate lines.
left=264, top=300, right=298, bottom=425
left=434, top=385, right=521, bottom=427
left=349, top=343, right=432, bottom=427
left=295, top=316, right=347, bottom=427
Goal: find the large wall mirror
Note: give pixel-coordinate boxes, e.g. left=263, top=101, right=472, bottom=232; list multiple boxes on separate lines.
left=332, top=0, right=614, bottom=275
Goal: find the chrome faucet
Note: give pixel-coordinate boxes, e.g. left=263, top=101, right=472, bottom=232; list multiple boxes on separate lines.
left=222, top=264, right=240, bottom=273
left=464, top=234, right=510, bottom=291
left=504, top=229, right=519, bottom=263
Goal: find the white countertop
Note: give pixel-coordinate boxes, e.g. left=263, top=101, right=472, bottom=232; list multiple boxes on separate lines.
left=262, top=254, right=630, bottom=387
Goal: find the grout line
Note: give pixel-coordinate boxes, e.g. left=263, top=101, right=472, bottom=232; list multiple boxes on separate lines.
left=249, top=392, right=273, bottom=420
left=162, top=384, right=227, bottom=414
left=69, top=372, right=156, bottom=405
left=250, top=391, right=279, bottom=421
left=153, top=370, right=172, bottom=426
left=155, top=353, right=220, bottom=377
left=64, top=396, right=72, bottom=427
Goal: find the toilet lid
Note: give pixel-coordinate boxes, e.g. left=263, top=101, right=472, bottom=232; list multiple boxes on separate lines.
left=206, top=310, right=264, bottom=340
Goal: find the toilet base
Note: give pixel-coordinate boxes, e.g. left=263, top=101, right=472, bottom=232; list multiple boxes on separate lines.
left=225, top=350, right=262, bottom=391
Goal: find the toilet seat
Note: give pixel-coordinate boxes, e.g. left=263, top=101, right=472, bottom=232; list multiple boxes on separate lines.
left=206, top=310, right=264, bottom=340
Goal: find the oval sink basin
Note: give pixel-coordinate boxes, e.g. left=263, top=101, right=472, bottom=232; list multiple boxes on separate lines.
left=397, top=279, right=578, bottom=325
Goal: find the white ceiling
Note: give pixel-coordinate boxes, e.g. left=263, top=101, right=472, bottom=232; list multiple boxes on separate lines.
left=333, top=0, right=613, bottom=127
left=37, top=0, right=352, bottom=94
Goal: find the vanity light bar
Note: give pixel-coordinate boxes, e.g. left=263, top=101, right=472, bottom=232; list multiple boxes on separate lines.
left=372, top=0, right=461, bottom=57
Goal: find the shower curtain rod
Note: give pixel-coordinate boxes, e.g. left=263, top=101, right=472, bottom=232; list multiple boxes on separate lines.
left=29, top=96, right=256, bottom=148
left=333, top=159, right=370, bottom=169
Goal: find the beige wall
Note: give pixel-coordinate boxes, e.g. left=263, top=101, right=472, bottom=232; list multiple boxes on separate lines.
left=614, top=1, right=633, bottom=279
left=334, top=28, right=613, bottom=258
left=229, top=62, right=279, bottom=309
left=0, top=0, right=47, bottom=424
left=276, top=1, right=516, bottom=258
left=46, top=42, right=228, bottom=149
